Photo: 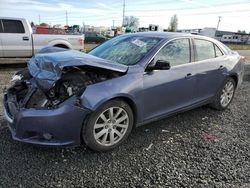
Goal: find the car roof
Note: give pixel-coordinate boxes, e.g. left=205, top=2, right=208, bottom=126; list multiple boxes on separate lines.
left=123, top=32, right=219, bottom=41
left=0, top=17, right=26, bottom=21
left=123, top=32, right=229, bottom=52
left=124, top=32, right=193, bottom=39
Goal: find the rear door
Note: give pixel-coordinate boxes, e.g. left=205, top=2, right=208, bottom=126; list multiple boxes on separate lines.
left=0, top=20, right=3, bottom=57
left=192, top=38, right=227, bottom=102
left=1, top=19, right=32, bottom=57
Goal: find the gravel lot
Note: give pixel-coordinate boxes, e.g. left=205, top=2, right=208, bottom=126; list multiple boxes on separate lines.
left=0, top=65, right=250, bottom=187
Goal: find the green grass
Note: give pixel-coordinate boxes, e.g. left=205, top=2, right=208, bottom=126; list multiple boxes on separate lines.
left=83, top=43, right=99, bottom=53
left=227, top=44, right=250, bottom=50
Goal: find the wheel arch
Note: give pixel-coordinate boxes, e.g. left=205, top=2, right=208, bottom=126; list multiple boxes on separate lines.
left=107, top=96, right=138, bottom=128
left=229, top=74, right=238, bottom=86
left=48, top=40, right=72, bottom=49
left=53, top=44, right=70, bottom=49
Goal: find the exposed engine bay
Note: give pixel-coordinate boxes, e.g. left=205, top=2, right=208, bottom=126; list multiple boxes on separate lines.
left=8, top=67, right=122, bottom=109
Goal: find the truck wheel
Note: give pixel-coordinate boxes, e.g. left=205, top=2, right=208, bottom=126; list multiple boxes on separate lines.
left=82, top=100, right=134, bottom=152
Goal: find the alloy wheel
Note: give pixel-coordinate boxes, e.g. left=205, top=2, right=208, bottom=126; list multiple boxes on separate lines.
left=220, top=81, right=235, bottom=107
left=93, top=107, right=129, bottom=146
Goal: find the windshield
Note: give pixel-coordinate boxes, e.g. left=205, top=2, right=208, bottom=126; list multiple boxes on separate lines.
left=89, top=35, right=161, bottom=65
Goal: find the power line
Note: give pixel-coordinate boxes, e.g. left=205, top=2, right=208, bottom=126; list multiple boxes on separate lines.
left=41, top=7, right=250, bottom=23
left=39, top=1, right=250, bottom=21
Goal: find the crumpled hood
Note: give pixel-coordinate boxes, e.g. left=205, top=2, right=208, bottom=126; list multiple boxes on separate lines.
left=27, top=47, right=128, bottom=90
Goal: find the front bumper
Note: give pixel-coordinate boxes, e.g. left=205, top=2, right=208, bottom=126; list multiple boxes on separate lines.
left=4, top=94, right=90, bottom=147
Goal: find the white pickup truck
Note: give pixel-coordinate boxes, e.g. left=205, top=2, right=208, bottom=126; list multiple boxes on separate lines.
left=0, top=17, right=84, bottom=57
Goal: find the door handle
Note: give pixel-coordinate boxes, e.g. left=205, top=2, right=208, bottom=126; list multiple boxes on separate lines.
left=23, top=36, right=29, bottom=41
left=218, top=65, right=224, bottom=70
left=185, top=73, right=192, bottom=79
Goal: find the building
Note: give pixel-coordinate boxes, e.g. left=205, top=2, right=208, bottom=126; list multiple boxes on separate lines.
left=138, top=24, right=164, bottom=32
left=215, top=30, right=250, bottom=44
left=178, top=28, right=250, bottom=44
left=177, top=28, right=202, bottom=35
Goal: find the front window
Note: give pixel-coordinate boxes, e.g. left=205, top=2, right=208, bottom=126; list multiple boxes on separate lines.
left=89, top=35, right=161, bottom=65
left=152, top=38, right=191, bottom=67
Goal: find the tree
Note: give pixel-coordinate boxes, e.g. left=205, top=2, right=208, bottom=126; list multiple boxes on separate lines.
left=237, top=30, right=246, bottom=34
left=40, top=22, right=49, bottom=27
left=168, top=14, right=178, bottom=32
left=124, top=16, right=139, bottom=32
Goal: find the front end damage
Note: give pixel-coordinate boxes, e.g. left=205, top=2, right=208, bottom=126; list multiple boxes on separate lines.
left=3, top=48, right=127, bottom=146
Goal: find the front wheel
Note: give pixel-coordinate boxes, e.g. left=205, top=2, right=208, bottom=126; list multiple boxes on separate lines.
left=210, top=77, right=236, bottom=110
left=82, top=100, right=134, bottom=151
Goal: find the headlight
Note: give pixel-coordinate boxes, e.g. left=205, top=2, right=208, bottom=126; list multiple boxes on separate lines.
left=11, top=74, right=22, bottom=83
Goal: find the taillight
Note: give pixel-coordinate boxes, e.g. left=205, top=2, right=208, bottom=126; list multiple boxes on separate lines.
left=241, top=56, right=247, bottom=63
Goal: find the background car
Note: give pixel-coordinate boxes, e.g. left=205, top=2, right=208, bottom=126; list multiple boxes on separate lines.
left=84, top=32, right=108, bottom=43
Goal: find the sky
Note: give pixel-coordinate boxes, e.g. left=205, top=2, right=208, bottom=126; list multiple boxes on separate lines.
left=0, top=0, right=249, bottom=32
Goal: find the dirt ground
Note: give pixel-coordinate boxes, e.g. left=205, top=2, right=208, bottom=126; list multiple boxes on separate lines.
left=0, top=64, right=249, bottom=187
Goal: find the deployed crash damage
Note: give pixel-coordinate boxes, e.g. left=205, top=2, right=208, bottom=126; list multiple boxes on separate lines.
left=3, top=32, right=244, bottom=151
left=6, top=47, right=127, bottom=112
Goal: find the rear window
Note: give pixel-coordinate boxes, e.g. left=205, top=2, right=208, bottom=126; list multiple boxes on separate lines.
left=220, top=43, right=232, bottom=54
left=2, top=19, right=25, bottom=33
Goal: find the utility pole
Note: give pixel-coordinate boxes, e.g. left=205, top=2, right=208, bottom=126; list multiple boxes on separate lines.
left=216, top=16, right=221, bottom=30
left=66, top=11, right=68, bottom=26
left=122, top=0, right=125, bottom=26
left=38, top=15, right=40, bottom=24
left=82, top=21, right=85, bottom=32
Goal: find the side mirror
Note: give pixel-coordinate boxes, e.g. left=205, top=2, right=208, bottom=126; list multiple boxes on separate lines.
left=147, top=60, right=171, bottom=71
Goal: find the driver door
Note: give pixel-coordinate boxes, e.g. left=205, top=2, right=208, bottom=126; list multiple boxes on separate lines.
left=142, top=38, right=197, bottom=121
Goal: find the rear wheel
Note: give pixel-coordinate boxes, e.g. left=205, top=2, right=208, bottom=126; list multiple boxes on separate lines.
left=82, top=100, right=134, bottom=151
left=211, top=77, right=236, bottom=110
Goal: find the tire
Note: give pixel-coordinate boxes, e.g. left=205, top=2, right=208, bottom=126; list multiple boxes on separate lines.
left=210, top=77, right=236, bottom=110
left=82, top=100, right=134, bottom=152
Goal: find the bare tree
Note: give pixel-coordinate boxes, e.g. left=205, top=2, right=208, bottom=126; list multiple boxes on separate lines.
left=168, top=14, right=178, bottom=32
left=124, top=16, right=139, bottom=31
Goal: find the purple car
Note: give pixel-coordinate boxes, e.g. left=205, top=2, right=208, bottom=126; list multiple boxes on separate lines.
left=4, top=32, right=245, bottom=151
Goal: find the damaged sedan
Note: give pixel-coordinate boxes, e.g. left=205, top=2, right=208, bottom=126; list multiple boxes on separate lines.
left=3, top=32, right=245, bottom=151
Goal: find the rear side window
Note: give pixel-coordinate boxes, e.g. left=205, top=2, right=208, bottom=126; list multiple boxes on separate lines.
left=2, top=19, right=25, bottom=33
left=214, top=45, right=223, bottom=57
left=195, top=39, right=215, bottom=61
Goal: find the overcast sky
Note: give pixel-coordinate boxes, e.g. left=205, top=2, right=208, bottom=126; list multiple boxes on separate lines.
left=0, top=0, right=249, bottom=32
